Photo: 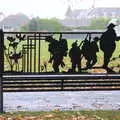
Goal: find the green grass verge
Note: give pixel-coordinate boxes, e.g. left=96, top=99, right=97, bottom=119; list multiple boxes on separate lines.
left=4, top=37, right=120, bottom=73
left=1, top=110, right=120, bottom=120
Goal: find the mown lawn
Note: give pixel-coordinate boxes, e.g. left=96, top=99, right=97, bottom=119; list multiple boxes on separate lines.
left=4, top=36, right=120, bottom=73
left=33, top=39, right=120, bottom=73
left=0, top=110, right=120, bottom=120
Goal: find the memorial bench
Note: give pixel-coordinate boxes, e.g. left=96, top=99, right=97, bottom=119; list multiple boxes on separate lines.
left=0, top=30, right=120, bottom=112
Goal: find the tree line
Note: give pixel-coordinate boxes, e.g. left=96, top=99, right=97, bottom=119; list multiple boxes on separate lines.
left=20, top=17, right=68, bottom=32
left=20, top=17, right=112, bottom=31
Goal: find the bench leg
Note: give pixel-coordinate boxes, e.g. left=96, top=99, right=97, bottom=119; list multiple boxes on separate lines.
left=0, top=77, right=3, bottom=113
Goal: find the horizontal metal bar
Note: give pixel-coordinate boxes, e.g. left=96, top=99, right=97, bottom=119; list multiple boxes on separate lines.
left=3, top=85, right=61, bottom=88
left=3, top=88, right=120, bottom=92
left=63, top=84, right=120, bottom=87
left=3, top=89, right=61, bottom=92
left=4, top=31, right=104, bottom=34
left=3, top=80, right=120, bottom=84
left=3, top=83, right=120, bottom=88
left=3, top=74, right=120, bottom=80
left=3, top=79, right=61, bottom=81
left=3, top=81, right=61, bottom=84
left=64, top=80, right=120, bottom=83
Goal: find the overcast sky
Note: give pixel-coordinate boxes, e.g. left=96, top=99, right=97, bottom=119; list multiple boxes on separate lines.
left=1, top=0, right=120, bottom=18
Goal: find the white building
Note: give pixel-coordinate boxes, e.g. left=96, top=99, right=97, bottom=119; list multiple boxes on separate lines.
left=62, top=7, right=120, bottom=27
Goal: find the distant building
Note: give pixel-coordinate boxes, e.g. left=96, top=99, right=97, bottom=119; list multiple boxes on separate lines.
left=1, top=25, right=13, bottom=32
left=61, top=7, right=120, bottom=27
left=0, top=13, right=30, bottom=31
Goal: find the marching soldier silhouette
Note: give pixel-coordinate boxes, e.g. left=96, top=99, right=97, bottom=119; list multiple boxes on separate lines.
left=45, top=34, right=68, bottom=72
left=86, top=37, right=99, bottom=69
left=59, top=34, right=68, bottom=67
left=69, top=40, right=81, bottom=72
left=81, top=36, right=99, bottom=69
left=81, top=35, right=90, bottom=68
left=100, top=23, right=120, bottom=69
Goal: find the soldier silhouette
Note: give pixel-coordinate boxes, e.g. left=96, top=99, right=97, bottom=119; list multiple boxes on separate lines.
left=45, top=35, right=68, bottom=72
left=69, top=40, right=81, bottom=72
left=81, top=38, right=90, bottom=68
left=86, top=37, right=99, bottom=69
left=100, top=23, right=120, bottom=69
left=59, top=34, right=68, bottom=67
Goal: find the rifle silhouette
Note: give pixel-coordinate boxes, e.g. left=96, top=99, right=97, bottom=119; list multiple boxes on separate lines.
left=78, top=34, right=89, bottom=48
left=76, top=34, right=90, bottom=62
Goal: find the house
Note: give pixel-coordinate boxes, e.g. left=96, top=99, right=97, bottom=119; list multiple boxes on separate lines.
left=61, top=7, right=120, bottom=27
left=0, top=13, right=30, bottom=31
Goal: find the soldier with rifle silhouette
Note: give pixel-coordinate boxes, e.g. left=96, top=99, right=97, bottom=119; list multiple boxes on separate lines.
left=45, top=34, right=68, bottom=72
left=81, top=34, right=90, bottom=67
left=85, top=37, right=99, bottom=69
left=80, top=35, right=99, bottom=69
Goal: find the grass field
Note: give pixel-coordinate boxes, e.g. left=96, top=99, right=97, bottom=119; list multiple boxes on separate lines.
left=4, top=35, right=120, bottom=73
left=1, top=110, right=120, bottom=120
left=40, top=39, right=120, bottom=73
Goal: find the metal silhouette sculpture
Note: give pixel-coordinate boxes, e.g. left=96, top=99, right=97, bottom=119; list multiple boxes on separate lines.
left=81, top=35, right=91, bottom=69
left=80, top=36, right=99, bottom=70
left=100, top=23, right=120, bottom=69
left=69, top=40, right=81, bottom=72
left=3, top=31, right=120, bottom=73
left=85, top=37, right=99, bottom=69
left=45, top=34, right=68, bottom=72
left=4, top=34, right=25, bottom=71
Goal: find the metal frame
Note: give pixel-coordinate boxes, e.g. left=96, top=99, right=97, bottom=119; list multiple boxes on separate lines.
left=0, top=30, right=120, bottom=112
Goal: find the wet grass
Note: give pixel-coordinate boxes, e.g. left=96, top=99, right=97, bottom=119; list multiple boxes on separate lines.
left=0, top=110, right=120, bottom=120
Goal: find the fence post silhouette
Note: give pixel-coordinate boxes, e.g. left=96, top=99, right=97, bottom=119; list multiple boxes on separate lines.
left=0, top=29, right=4, bottom=113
